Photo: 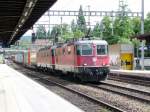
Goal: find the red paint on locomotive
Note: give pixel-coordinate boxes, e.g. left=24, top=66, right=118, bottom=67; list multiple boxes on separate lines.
left=36, top=40, right=109, bottom=82
left=28, top=48, right=30, bottom=65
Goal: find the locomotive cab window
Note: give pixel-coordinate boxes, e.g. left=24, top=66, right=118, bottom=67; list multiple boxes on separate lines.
left=97, top=45, right=107, bottom=55
left=82, top=44, right=92, bottom=55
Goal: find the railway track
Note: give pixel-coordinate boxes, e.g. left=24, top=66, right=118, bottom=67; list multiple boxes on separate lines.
left=41, top=79, right=124, bottom=112
left=108, top=75, right=150, bottom=87
left=12, top=64, right=125, bottom=112
left=89, top=82, right=150, bottom=103
left=26, top=73, right=125, bottom=112
left=25, top=72, right=150, bottom=111
left=12, top=63, right=150, bottom=111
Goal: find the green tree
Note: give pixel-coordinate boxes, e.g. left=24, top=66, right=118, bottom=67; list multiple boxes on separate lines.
left=77, top=5, right=87, bottom=34
left=144, top=12, right=150, bottom=33
left=50, top=24, right=73, bottom=42
left=118, top=38, right=132, bottom=44
left=61, top=24, right=69, bottom=35
left=108, top=1, right=134, bottom=44
left=130, top=17, right=141, bottom=49
left=98, top=16, right=120, bottom=44
left=113, top=16, right=134, bottom=44
left=61, top=24, right=73, bottom=41
left=73, top=29, right=84, bottom=39
left=115, top=17, right=134, bottom=38
left=50, top=25, right=61, bottom=42
left=131, top=17, right=141, bottom=35
left=47, top=30, right=51, bottom=39
left=101, top=16, right=112, bottom=40
left=71, top=19, right=77, bottom=33
left=62, top=32, right=74, bottom=41
left=71, top=18, right=85, bottom=39
left=98, top=15, right=135, bottom=45
left=36, top=25, right=47, bottom=39
left=92, top=23, right=101, bottom=38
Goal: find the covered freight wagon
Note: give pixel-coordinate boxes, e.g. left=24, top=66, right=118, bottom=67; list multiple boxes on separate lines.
left=109, top=44, right=134, bottom=70
left=15, top=52, right=24, bottom=64
left=23, top=49, right=37, bottom=67
left=0, top=53, right=4, bottom=64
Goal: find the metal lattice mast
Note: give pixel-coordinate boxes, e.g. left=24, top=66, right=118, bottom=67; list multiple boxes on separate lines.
left=119, top=0, right=124, bottom=11
left=118, top=0, right=128, bottom=17
left=87, top=5, right=91, bottom=27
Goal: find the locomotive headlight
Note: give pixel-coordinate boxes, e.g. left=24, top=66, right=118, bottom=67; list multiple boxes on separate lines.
left=83, top=63, right=87, bottom=66
left=92, top=57, right=97, bottom=62
left=102, top=62, right=105, bottom=66
left=106, top=65, right=110, bottom=67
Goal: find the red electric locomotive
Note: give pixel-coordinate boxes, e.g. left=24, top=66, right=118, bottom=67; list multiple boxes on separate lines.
left=74, top=40, right=109, bottom=81
left=37, top=40, right=109, bottom=82
left=37, top=46, right=55, bottom=70
left=54, top=40, right=109, bottom=82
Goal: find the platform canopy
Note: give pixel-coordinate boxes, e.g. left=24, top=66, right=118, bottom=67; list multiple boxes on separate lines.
left=0, top=0, right=57, bottom=46
left=133, top=33, right=150, bottom=44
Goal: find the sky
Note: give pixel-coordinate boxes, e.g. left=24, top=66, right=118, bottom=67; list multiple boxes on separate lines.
left=23, top=0, right=150, bottom=36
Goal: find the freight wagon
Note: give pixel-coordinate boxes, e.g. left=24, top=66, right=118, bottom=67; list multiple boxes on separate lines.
left=0, top=53, right=4, bottom=64
left=15, top=52, right=24, bottom=64
left=14, top=49, right=37, bottom=67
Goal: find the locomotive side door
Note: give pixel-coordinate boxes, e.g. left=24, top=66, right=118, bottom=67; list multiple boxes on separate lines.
left=74, top=44, right=79, bottom=73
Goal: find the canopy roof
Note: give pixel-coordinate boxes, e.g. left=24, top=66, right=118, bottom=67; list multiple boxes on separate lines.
left=0, top=0, right=57, bottom=46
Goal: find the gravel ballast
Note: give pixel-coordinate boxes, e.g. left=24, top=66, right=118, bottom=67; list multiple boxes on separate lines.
left=12, top=63, right=150, bottom=112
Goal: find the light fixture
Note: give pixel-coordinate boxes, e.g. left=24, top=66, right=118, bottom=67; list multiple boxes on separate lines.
left=21, top=19, right=25, bottom=23
left=19, top=24, right=22, bottom=28
left=28, top=1, right=33, bottom=8
left=24, top=11, right=28, bottom=16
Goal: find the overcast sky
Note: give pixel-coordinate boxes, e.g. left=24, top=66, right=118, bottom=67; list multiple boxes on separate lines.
left=50, top=0, right=149, bottom=13
left=24, top=0, right=150, bottom=36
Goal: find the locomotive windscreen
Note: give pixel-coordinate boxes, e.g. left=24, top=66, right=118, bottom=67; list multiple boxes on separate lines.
left=97, top=45, right=107, bottom=55
left=81, top=44, right=92, bottom=55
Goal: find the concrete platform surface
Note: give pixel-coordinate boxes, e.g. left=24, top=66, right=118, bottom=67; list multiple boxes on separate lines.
left=0, top=64, right=83, bottom=112
left=110, top=69, right=150, bottom=78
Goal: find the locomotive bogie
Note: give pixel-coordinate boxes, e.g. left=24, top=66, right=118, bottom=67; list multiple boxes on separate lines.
left=72, top=66, right=109, bottom=82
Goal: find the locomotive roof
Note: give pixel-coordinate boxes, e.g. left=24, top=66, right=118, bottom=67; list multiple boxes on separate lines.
left=74, top=40, right=108, bottom=45
left=38, top=40, right=108, bottom=51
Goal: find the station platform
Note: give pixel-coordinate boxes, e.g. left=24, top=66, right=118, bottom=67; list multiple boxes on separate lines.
left=110, top=69, right=150, bottom=78
left=0, top=64, right=83, bottom=112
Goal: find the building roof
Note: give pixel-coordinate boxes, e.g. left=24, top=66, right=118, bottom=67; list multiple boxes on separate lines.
left=133, top=33, right=150, bottom=40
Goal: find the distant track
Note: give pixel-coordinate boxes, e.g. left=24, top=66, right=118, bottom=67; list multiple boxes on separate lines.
left=89, top=82, right=150, bottom=103
left=108, top=74, right=150, bottom=87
